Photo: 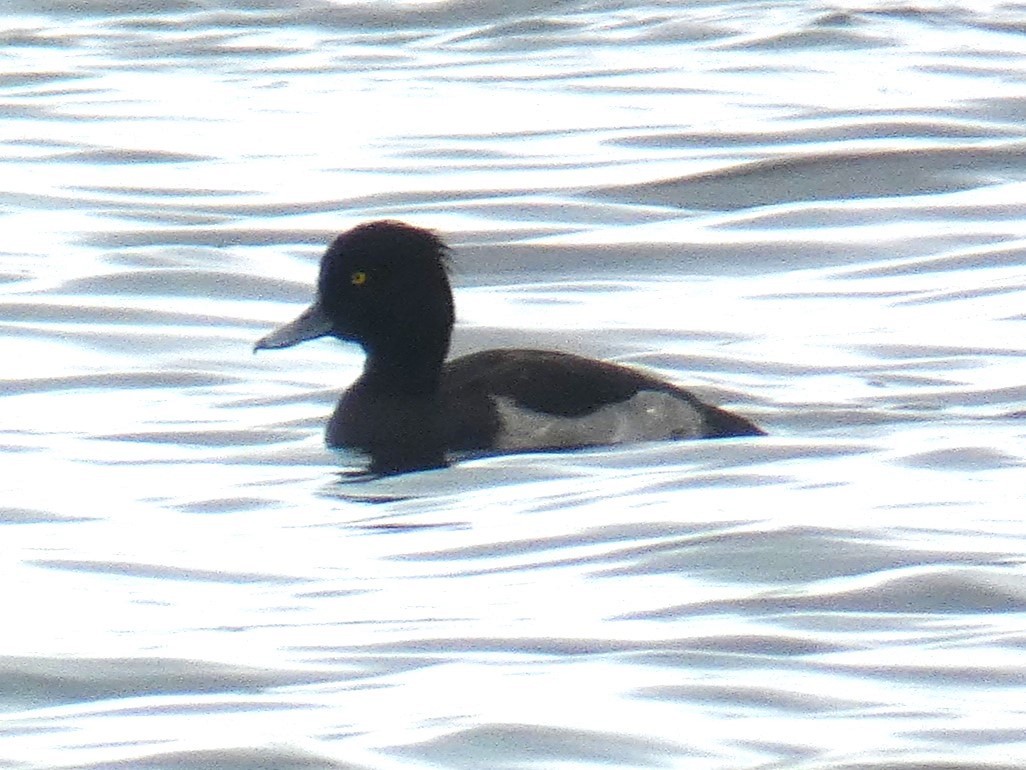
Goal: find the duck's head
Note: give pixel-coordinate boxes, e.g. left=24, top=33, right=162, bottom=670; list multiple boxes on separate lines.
left=255, top=220, right=455, bottom=364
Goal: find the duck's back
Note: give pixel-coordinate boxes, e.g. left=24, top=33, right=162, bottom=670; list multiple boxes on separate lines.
left=439, top=349, right=762, bottom=452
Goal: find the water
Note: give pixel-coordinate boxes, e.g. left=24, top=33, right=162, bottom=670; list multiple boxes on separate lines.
left=3, top=1, right=1026, bottom=768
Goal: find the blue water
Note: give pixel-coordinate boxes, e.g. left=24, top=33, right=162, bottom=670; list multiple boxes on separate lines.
left=3, top=2, right=1026, bottom=768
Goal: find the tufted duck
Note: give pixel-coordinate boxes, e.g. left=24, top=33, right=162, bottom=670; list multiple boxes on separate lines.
left=255, top=221, right=762, bottom=473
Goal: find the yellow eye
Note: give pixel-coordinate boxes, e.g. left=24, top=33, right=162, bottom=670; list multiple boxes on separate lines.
left=350, top=270, right=368, bottom=286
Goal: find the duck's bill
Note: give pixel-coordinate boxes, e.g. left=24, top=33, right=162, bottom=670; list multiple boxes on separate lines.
left=254, top=301, right=333, bottom=351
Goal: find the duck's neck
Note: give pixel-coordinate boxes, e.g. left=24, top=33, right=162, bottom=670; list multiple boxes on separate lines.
left=360, top=332, right=450, bottom=396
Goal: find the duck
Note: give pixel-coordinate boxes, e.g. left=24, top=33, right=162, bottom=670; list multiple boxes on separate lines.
left=255, top=220, right=762, bottom=474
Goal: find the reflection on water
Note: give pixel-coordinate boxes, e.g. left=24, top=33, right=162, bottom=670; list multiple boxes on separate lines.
left=2, top=1, right=1026, bottom=769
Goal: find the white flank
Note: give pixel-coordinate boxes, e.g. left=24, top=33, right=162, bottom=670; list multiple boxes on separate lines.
left=491, top=391, right=704, bottom=451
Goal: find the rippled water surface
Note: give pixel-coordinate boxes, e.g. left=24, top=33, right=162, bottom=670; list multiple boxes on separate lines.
left=3, top=2, right=1026, bottom=768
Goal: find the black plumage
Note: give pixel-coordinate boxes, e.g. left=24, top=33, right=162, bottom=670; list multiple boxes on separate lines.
left=256, top=220, right=762, bottom=473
